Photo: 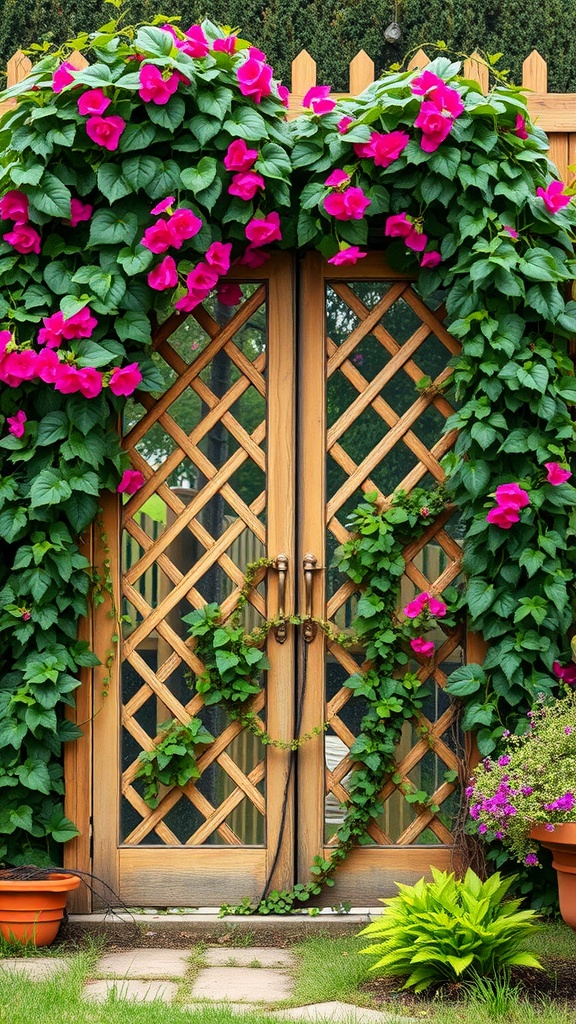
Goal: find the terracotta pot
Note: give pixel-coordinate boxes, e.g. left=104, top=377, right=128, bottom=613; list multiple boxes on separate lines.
left=529, top=823, right=576, bottom=930
left=0, top=873, right=81, bottom=946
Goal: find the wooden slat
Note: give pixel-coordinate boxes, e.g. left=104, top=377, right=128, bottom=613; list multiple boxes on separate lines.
left=408, top=49, right=431, bottom=71
left=349, top=50, right=374, bottom=94
left=523, top=49, right=548, bottom=92
left=119, top=847, right=266, bottom=905
left=463, top=51, right=488, bottom=93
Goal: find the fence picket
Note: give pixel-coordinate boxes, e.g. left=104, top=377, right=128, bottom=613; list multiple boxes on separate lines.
left=349, top=50, right=374, bottom=94
left=463, top=51, right=489, bottom=94
left=523, top=49, right=548, bottom=92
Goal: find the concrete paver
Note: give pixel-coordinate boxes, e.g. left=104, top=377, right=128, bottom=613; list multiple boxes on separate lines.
left=271, top=1003, right=417, bottom=1023
left=83, top=979, right=178, bottom=1003
left=95, top=948, right=191, bottom=978
left=203, top=947, right=296, bottom=967
left=0, top=958, right=70, bottom=980
left=191, top=965, right=294, bottom=1001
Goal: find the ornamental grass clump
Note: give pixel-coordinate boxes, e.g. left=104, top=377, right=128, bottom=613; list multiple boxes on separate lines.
left=359, top=868, right=542, bottom=992
left=468, top=689, right=576, bottom=865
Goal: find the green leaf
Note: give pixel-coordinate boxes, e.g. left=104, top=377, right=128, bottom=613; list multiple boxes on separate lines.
left=445, top=664, right=486, bottom=697
left=97, top=163, right=133, bottom=202
left=36, top=411, right=69, bottom=446
left=256, top=142, right=292, bottom=180
left=146, top=94, right=186, bottom=131
left=118, top=121, right=159, bottom=153
left=88, top=208, right=139, bottom=247
left=115, top=311, right=152, bottom=344
left=30, top=470, right=73, bottom=507
left=223, top=107, right=268, bottom=141
left=28, top=172, right=71, bottom=217
left=181, top=156, right=218, bottom=194
left=15, top=759, right=51, bottom=795
left=121, top=155, right=159, bottom=192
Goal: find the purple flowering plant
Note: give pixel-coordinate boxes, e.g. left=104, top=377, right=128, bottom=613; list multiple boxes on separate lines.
left=467, top=689, right=576, bottom=866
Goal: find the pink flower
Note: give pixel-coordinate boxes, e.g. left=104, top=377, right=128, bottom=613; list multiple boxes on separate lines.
left=38, top=311, right=65, bottom=348
left=141, top=219, right=173, bottom=253
left=217, top=282, right=243, bottom=306
left=228, top=170, right=265, bottom=200
left=494, top=483, right=530, bottom=509
left=223, top=139, right=259, bottom=172
left=553, top=661, right=576, bottom=685
left=69, top=198, right=93, bottom=228
left=303, top=85, right=336, bottom=115
left=353, top=141, right=374, bottom=159
left=6, top=410, right=26, bottom=437
left=324, top=187, right=370, bottom=221
left=85, top=115, right=126, bottom=151
left=237, top=246, right=270, bottom=268
left=54, top=363, right=82, bottom=394
left=503, top=224, right=519, bottom=239
left=545, top=462, right=571, bottom=485
left=138, top=64, right=179, bottom=104
left=410, top=70, right=445, bottom=96
left=0, top=190, right=29, bottom=223
left=403, top=592, right=430, bottom=618
left=77, top=89, right=111, bottom=115
left=62, top=306, right=98, bottom=339
left=421, top=250, right=442, bottom=268
left=117, top=469, right=145, bottom=495
left=0, top=349, right=38, bottom=386
left=515, top=114, right=529, bottom=140
left=77, top=366, right=103, bottom=399
left=179, top=25, right=210, bottom=58
left=277, top=85, right=290, bottom=108
left=536, top=180, right=571, bottom=213
left=109, top=362, right=143, bottom=397
left=431, top=83, right=465, bottom=118
left=236, top=55, right=273, bottom=103
left=428, top=597, right=447, bottom=617
left=245, top=212, right=282, bottom=246
left=52, top=61, right=76, bottom=93
left=486, top=506, right=520, bottom=529
left=212, top=35, right=238, bottom=55
left=205, top=241, right=232, bottom=274
left=35, top=347, right=61, bottom=383
left=186, top=263, right=219, bottom=294
left=324, top=169, right=350, bottom=188
left=410, top=637, right=435, bottom=657
left=4, top=224, right=41, bottom=255
left=167, top=208, right=203, bottom=243
left=337, top=116, right=353, bottom=133
left=415, top=101, right=455, bottom=152
left=351, top=353, right=364, bottom=366
left=361, top=130, right=410, bottom=168
left=248, top=46, right=267, bottom=61
left=151, top=197, right=175, bottom=216
left=327, top=246, right=367, bottom=266
left=406, top=228, right=427, bottom=252
left=385, top=212, right=412, bottom=238
left=21, top=610, right=31, bottom=621
left=147, top=255, right=178, bottom=291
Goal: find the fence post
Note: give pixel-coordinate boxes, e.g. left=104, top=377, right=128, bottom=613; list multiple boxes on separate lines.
left=6, top=49, right=32, bottom=87
left=523, top=49, right=548, bottom=92
left=463, top=51, right=489, bottom=94
left=349, top=50, right=374, bottom=95
left=407, top=49, right=430, bottom=71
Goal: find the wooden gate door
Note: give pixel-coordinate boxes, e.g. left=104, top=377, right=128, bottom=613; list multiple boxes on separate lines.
left=90, top=250, right=467, bottom=907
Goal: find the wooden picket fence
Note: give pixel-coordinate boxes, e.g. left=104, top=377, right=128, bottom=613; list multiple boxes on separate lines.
left=2, top=46, right=576, bottom=179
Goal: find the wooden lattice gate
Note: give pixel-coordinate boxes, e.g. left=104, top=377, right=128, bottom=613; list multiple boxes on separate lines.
left=83, top=251, right=473, bottom=908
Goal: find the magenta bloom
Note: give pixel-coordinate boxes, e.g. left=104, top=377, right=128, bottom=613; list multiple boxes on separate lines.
left=186, top=263, right=219, bottom=294
left=69, top=198, right=93, bottom=228
left=212, top=34, right=238, bottom=54
left=217, top=282, right=243, bottom=306
left=109, top=362, right=143, bottom=397
left=224, top=139, right=259, bottom=172
left=536, top=180, right=571, bottom=213
left=35, top=348, right=61, bottom=383
left=167, top=208, right=203, bottom=243
left=428, top=596, right=447, bottom=617
left=324, top=187, right=370, bottom=221
left=337, top=116, right=353, bottom=134
left=179, top=24, right=210, bottom=58
left=431, top=83, right=465, bottom=118
left=515, top=114, right=529, bottom=139
left=117, top=469, right=145, bottom=495
left=327, top=246, right=367, bottom=266
left=147, top=255, right=178, bottom=291
left=4, top=224, right=41, bottom=255
left=205, top=241, right=232, bottom=274
left=141, top=220, right=173, bottom=254
left=76, top=366, right=103, bottom=399
left=236, top=56, right=273, bottom=103
left=363, top=130, right=410, bottom=168
left=544, top=792, right=575, bottom=813
left=62, top=307, right=98, bottom=339
left=228, top=171, right=265, bottom=200
left=277, top=85, right=290, bottom=108
left=139, top=65, right=179, bottom=104
left=525, top=852, right=539, bottom=866
left=0, top=190, right=29, bottom=223
left=410, top=637, right=435, bottom=657
left=52, top=61, right=76, bottom=93
left=405, top=228, right=427, bottom=252
left=324, top=169, right=350, bottom=188
left=38, top=311, right=65, bottom=348
left=494, top=483, right=530, bottom=509
left=303, top=85, right=336, bottom=115
left=421, top=250, right=442, bottom=268
left=151, top=196, right=175, bottom=216
left=486, top=506, right=520, bottom=529
left=245, top=212, right=282, bottom=246
left=503, top=224, right=519, bottom=239
left=6, top=410, right=26, bottom=437
left=553, top=661, right=576, bottom=685
left=237, top=246, right=271, bottom=268
left=410, top=70, right=445, bottom=96
left=385, top=212, right=412, bottom=238
left=85, top=115, right=126, bottom=151
left=77, top=89, right=111, bottom=116
left=54, top=363, right=82, bottom=394
left=545, top=462, right=571, bottom=485
left=414, top=101, right=455, bottom=152
left=403, top=592, right=430, bottom=618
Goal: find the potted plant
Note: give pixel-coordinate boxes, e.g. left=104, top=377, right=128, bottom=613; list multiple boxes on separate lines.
left=466, top=688, right=576, bottom=929
left=0, top=867, right=81, bottom=946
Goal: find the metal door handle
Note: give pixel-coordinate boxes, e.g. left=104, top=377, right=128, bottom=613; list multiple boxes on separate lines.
left=273, top=554, right=288, bottom=644
left=303, top=553, right=318, bottom=644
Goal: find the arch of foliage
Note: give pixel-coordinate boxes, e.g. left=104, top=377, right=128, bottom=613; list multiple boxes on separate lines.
left=0, top=15, right=575, bottom=910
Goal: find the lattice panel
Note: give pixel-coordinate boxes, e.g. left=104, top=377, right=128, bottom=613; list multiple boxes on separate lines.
left=119, top=287, right=268, bottom=846
left=323, top=280, right=464, bottom=846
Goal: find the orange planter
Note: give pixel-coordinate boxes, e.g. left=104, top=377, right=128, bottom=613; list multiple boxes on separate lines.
left=529, top=823, right=576, bottom=931
left=0, top=873, right=81, bottom=946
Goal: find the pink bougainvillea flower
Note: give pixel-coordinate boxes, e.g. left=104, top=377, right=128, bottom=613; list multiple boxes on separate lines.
left=248, top=46, right=267, bottom=60
left=245, top=211, right=282, bottom=246
left=217, top=281, right=243, bottom=306
left=151, top=196, right=175, bottom=216
left=536, top=180, right=571, bottom=213
left=303, top=85, right=336, bottom=114
left=109, top=362, right=143, bottom=397
left=237, top=246, right=271, bottom=268
left=62, top=306, right=98, bottom=339
left=545, top=462, right=571, bottom=485
left=0, top=190, right=29, bottom=223
left=138, top=64, right=179, bottom=104
left=228, top=170, right=265, bottom=200
left=494, top=482, right=530, bottom=509
left=324, top=169, right=350, bottom=188
left=353, top=141, right=374, bottom=159
left=147, top=254, right=179, bottom=291
left=69, top=198, right=93, bottom=228
left=0, top=349, right=39, bottom=386
left=4, top=223, right=42, bottom=255
left=362, top=130, right=410, bottom=168
left=421, top=250, right=442, bottom=268
left=186, top=262, right=219, bottom=294
left=503, top=224, right=519, bottom=239
left=35, top=347, right=61, bottom=383
left=324, top=186, right=370, bottom=221
left=52, top=61, right=76, bottom=93
left=236, top=55, right=273, bottom=103
left=337, top=116, right=353, bottom=133
left=430, top=83, right=465, bottom=118
left=212, top=34, right=238, bottom=54
left=553, top=661, right=576, bottom=684
left=277, top=84, right=290, bottom=108
left=117, top=469, right=145, bottom=495
left=410, top=637, right=435, bottom=657
left=54, top=363, right=82, bottom=394
left=403, top=592, right=430, bottom=618
left=486, top=505, right=520, bottom=529
left=385, top=212, right=413, bottom=238
left=76, top=366, right=103, bottom=399
left=515, top=114, right=529, bottom=139
left=85, top=114, right=126, bottom=151
left=77, top=88, right=111, bottom=116
left=38, top=311, right=65, bottom=348
left=205, top=241, right=232, bottom=274
left=141, top=219, right=174, bottom=253
left=168, top=208, right=203, bottom=243
left=410, top=69, right=445, bottom=96
left=174, top=291, right=203, bottom=312
left=327, top=245, right=367, bottom=266
left=428, top=596, right=447, bottom=617
left=223, top=139, right=259, bottom=172
left=180, top=24, right=210, bottom=58
left=414, top=101, right=455, bottom=152
left=405, top=227, right=428, bottom=252
left=6, top=409, right=26, bottom=437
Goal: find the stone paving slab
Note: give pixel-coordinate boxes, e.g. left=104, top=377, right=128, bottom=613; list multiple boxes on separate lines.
left=191, top=966, right=294, bottom=1002
left=0, top=958, right=70, bottom=980
left=83, top=979, right=178, bottom=1003
left=95, top=948, right=191, bottom=978
left=203, top=947, right=296, bottom=967
left=271, top=1003, right=417, bottom=1023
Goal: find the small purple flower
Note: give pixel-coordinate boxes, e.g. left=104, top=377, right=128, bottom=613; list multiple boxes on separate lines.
left=545, top=824, right=555, bottom=832
left=498, top=755, right=511, bottom=767
left=521, top=786, right=533, bottom=796
left=502, top=730, right=510, bottom=738
left=495, top=831, right=504, bottom=839
left=504, top=804, right=517, bottom=816
left=525, top=853, right=539, bottom=866
left=565, top=727, right=573, bottom=735
left=469, top=803, right=481, bottom=820
left=478, top=823, right=488, bottom=834
left=465, top=786, right=474, bottom=798
left=544, top=792, right=574, bottom=813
